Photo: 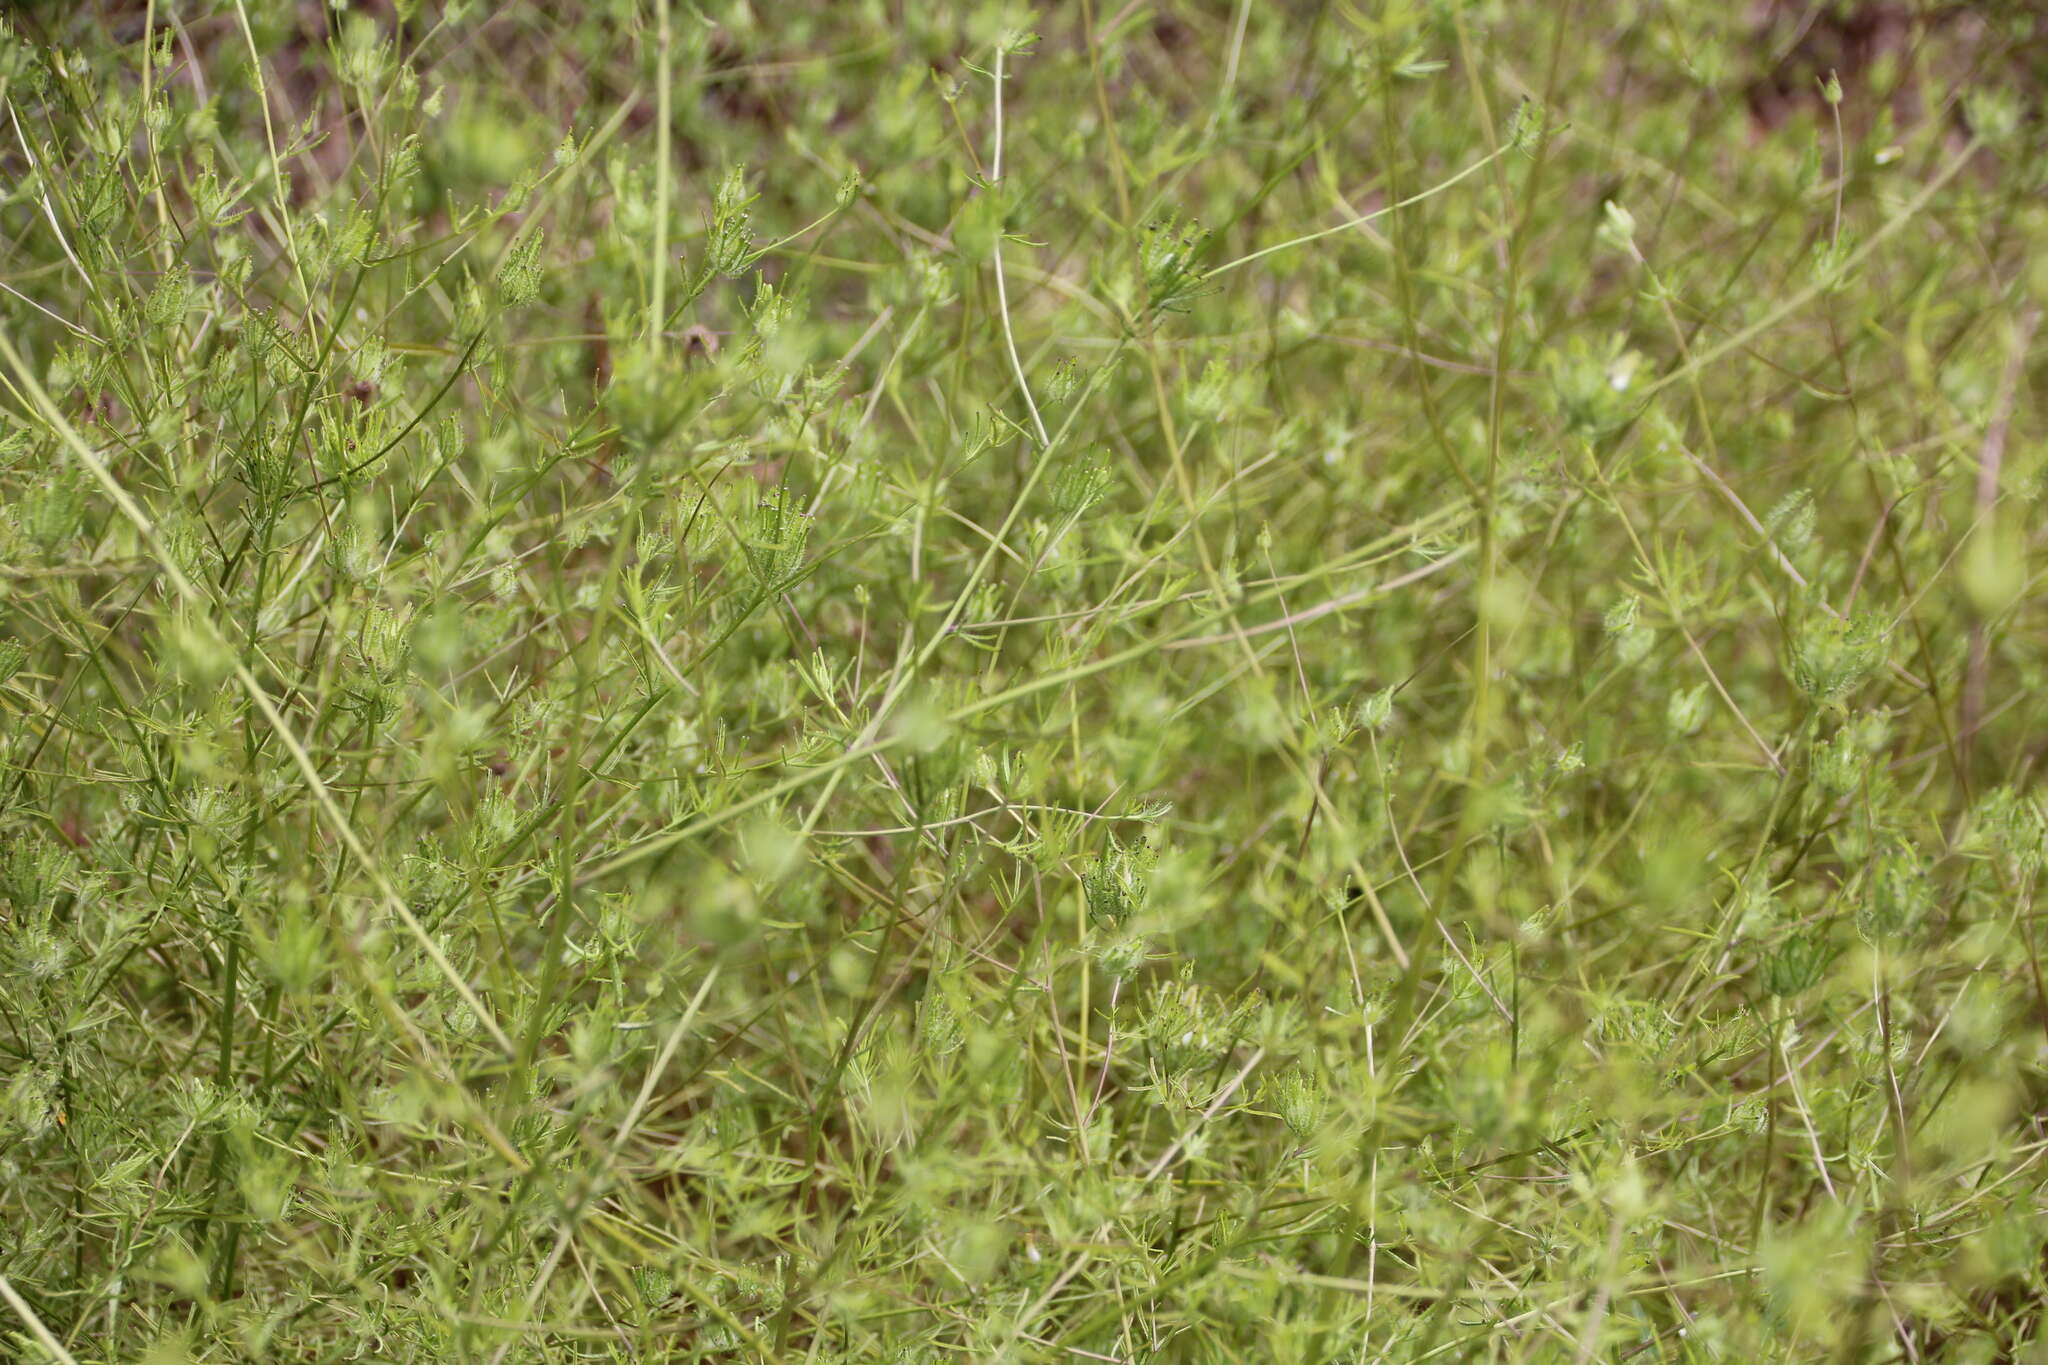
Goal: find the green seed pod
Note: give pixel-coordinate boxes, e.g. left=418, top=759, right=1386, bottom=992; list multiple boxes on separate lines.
left=1082, top=837, right=1154, bottom=930
left=1971, top=787, right=2046, bottom=876
left=1810, top=727, right=1864, bottom=797
left=1094, top=935, right=1148, bottom=983
left=1764, top=488, right=1816, bottom=555
left=1666, top=683, right=1710, bottom=737
left=497, top=229, right=545, bottom=308
left=1790, top=613, right=1886, bottom=708
left=1269, top=1065, right=1326, bottom=1144
left=1355, top=686, right=1395, bottom=733
left=1047, top=454, right=1111, bottom=518
left=707, top=165, right=756, bottom=278
left=1857, top=844, right=1931, bottom=944
left=1763, top=930, right=1833, bottom=998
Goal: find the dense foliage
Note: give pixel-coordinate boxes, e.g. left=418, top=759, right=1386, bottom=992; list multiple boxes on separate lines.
left=2, top=2, right=2046, bottom=1360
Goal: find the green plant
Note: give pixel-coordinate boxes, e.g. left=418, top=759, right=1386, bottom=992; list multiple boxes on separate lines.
left=2, top=3, right=2047, bottom=1362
